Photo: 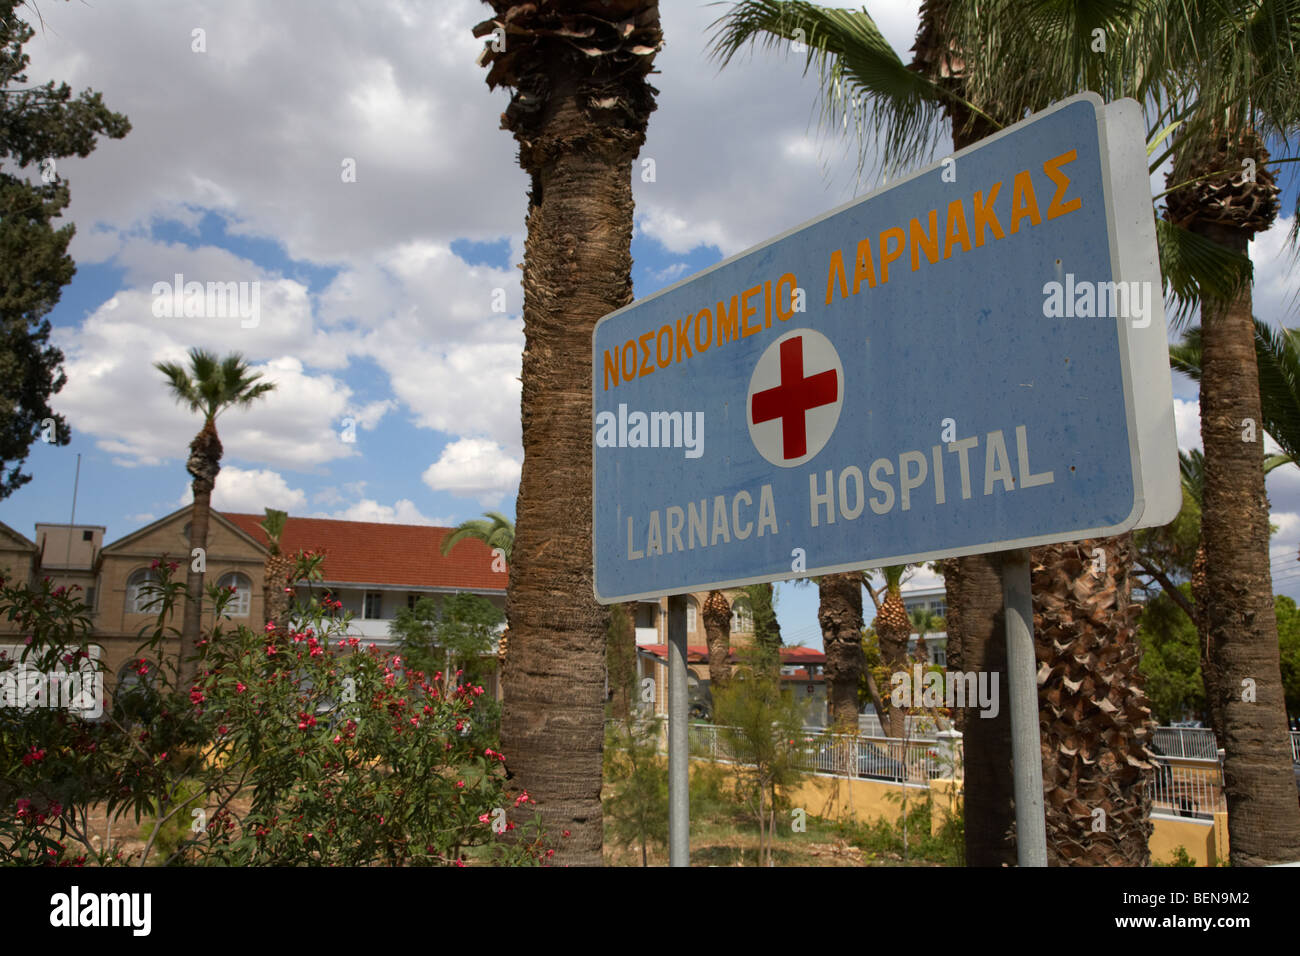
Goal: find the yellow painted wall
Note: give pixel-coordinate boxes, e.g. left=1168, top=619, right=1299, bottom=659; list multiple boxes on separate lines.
left=691, top=758, right=1227, bottom=866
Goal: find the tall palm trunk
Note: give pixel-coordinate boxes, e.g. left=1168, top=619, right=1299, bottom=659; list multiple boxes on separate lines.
left=909, top=0, right=1022, bottom=863
left=1031, top=537, right=1154, bottom=865
left=1189, top=542, right=1226, bottom=738
left=180, top=417, right=221, bottom=689
left=818, top=572, right=864, bottom=732
left=942, top=554, right=1015, bottom=865
left=606, top=602, right=636, bottom=719
left=476, top=0, right=661, bottom=866
left=1169, top=127, right=1300, bottom=863
left=703, top=590, right=732, bottom=691
left=1195, top=221, right=1300, bottom=864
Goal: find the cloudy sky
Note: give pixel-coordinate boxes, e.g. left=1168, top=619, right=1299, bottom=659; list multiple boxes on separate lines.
left=3, top=0, right=1298, bottom=647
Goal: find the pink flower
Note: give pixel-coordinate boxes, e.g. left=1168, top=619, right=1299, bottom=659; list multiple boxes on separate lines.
left=266, top=645, right=277, bottom=657
left=15, top=799, right=31, bottom=819
left=455, top=780, right=465, bottom=789
left=283, top=586, right=294, bottom=594
left=235, top=681, right=246, bottom=693
left=454, top=859, right=465, bottom=868
left=563, top=829, right=570, bottom=838
left=265, top=622, right=276, bottom=633
left=218, top=725, right=229, bottom=735
left=478, top=812, right=490, bottom=823
left=167, top=561, right=179, bottom=572
left=21, top=747, right=45, bottom=766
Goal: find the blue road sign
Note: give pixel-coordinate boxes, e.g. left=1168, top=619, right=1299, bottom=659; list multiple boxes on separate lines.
left=593, top=94, right=1178, bottom=604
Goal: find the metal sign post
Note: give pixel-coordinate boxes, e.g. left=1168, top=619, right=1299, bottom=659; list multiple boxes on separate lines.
left=666, top=594, right=689, bottom=866
left=1000, top=548, right=1048, bottom=866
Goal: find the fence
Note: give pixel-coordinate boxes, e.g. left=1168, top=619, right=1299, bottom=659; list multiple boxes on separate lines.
left=682, top=722, right=956, bottom=785
left=1148, top=757, right=1225, bottom=819
left=1153, top=726, right=1300, bottom=763
left=625, top=720, right=1288, bottom=815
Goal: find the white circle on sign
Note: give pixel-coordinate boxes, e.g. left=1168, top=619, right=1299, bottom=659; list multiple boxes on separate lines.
left=747, top=328, right=844, bottom=468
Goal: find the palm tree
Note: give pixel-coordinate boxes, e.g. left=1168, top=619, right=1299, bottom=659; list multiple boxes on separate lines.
left=155, top=348, right=275, bottom=689
left=1031, top=536, right=1155, bottom=865
left=908, top=606, right=943, bottom=665
left=258, top=508, right=294, bottom=633
left=1173, top=449, right=1289, bottom=739
left=865, top=565, right=911, bottom=739
left=702, top=590, right=733, bottom=691
left=440, top=510, right=515, bottom=564
left=818, top=572, right=866, bottom=732
left=474, top=0, right=662, bottom=865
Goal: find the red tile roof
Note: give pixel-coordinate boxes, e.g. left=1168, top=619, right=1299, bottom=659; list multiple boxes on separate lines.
left=222, top=513, right=508, bottom=592
left=638, top=644, right=824, bottom=666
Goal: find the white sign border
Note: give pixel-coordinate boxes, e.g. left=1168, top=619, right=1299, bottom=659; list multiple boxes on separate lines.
left=593, top=93, right=1174, bottom=604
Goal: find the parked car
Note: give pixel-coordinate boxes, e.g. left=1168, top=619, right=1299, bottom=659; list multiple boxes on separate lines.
left=858, top=741, right=908, bottom=782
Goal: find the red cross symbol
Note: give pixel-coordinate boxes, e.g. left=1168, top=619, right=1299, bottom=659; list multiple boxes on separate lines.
left=750, top=335, right=840, bottom=460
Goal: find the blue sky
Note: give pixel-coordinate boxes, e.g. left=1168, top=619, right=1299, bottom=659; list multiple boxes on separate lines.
left=3, top=1, right=1299, bottom=648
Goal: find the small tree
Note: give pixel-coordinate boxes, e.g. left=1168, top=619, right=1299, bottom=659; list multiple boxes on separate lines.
left=713, top=661, right=806, bottom=866
left=602, top=715, right=668, bottom=866
left=389, top=593, right=502, bottom=695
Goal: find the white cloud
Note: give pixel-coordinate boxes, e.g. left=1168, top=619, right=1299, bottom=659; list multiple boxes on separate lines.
left=180, top=466, right=308, bottom=513
left=313, top=498, right=446, bottom=526
left=651, top=262, right=690, bottom=283
left=421, top=438, right=520, bottom=506
left=1174, top=397, right=1201, bottom=452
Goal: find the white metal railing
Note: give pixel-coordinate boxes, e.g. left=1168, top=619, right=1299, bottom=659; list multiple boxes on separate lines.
left=677, top=722, right=960, bottom=783
left=1153, top=726, right=1220, bottom=760
left=1147, top=757, right=1225, bottom=819
left=618, top=721, right=1285, bottom=811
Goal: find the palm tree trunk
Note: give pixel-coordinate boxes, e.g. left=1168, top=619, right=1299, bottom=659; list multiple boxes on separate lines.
left=488, top=0, right=661, bottom=863
left=180, top=481, right=211, bottom=689
left=606, top=602, right=636, bottom=719
left=1195, top=220, right=1300, bottom=864
left=1031, top=536, right=1154, bottom=865
left=1190, top=542, right=1227, bottom=739
left=942, top=554, right=1015, bottom=866
left=818, top=572, right=865, bottom=733
left=180, top=418, right=221, bottom=690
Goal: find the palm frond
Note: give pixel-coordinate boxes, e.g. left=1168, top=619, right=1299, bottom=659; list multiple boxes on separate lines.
left=1171, top=319, right=1300, bottom=462
left=1156, top=218, right=1253, bottom=328
left=707, top=0, right=953, bottom=177
left=1178, top=448, right=1205, bottom=507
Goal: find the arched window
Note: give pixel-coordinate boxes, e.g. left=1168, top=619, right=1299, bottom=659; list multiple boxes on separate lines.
left=126, top=568, right=160, bottom=614
left=731, top=597, right=753, bottom=634
left=216, top=572, right=252, bottom=617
